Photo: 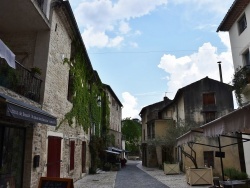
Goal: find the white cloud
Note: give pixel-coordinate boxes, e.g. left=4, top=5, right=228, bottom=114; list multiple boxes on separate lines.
left=171, top=0, right=234, bottom=14
left=74, top=0, right=168, bottom=48
left=122, top=92, right=139, bottom=119
left=81, top=27, right=123, bottom=48
left=119, top=21, right=131, bottom=34
left=158, top=32, right=234, bottom=100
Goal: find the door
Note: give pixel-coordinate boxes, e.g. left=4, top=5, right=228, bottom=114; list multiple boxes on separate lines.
left=82, top=141, right=86, bottom=173
left=0, top=125, right=25, bottom=188
left=47, top=136, right=61, bottom=177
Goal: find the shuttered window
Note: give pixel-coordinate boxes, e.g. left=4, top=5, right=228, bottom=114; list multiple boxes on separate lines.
left=70, top=141, right=75, bottom=171
left=203, top=93, right=215, bottom=105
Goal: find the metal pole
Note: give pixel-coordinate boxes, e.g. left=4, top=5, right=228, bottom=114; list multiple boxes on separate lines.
left=217, top=61, right=223, bottom=83
left=218, top=136, right=225, bottom=181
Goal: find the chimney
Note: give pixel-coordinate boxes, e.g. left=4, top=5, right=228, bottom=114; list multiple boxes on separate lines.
left=217, top=61, right=223, bottom=83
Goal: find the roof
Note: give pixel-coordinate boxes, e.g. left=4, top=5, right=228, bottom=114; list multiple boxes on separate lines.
left=139, top=97, right=172, bottom=116
left=103, top=84, right=123, bottom=107
left=160, top=76, right=233, bottom=112
left=217, top=0, right=250, bottom=32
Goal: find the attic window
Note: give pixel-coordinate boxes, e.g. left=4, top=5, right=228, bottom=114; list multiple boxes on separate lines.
left=203, top=92, right=215, bottom=106
left=238, top=14, right=247, bottom=34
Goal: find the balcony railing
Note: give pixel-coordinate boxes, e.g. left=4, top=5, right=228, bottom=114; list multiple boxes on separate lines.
left=0, top=60, right=42, bottom=103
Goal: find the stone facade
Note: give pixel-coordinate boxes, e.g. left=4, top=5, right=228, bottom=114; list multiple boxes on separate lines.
left=104, top=84, right=123, bottom=149
left=140, top=77, right=235, bottom=170
left=0, top=1, right=92, bottom=187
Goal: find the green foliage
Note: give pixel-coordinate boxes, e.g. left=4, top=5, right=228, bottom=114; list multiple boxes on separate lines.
left=122, top=118, right=141, bottom=140
left=232, top=66, right=250, bottom=106
left=59, top=41, right=110, bottom=132
left=30, top=67, right=42, bottom=75
left=224, top=167, right=248, bottom=180
left=122, top=118, right=141, bottom=154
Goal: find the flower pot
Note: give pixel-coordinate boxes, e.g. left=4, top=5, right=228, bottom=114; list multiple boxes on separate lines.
left=186, top=167, right=213, bottom=186
left=164, top=163, right=180, bottom=175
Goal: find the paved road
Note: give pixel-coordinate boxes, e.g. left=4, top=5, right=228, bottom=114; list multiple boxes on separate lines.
left=115, top=162, right=169, bottom=188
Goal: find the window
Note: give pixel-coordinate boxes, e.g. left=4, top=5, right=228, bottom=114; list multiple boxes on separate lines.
left=147, top=122, right=155, bottom=139
left=204, top=151, right=214, bottom=168
left=243, top=49, right=250, bottom=66
left=67, top=70, right=74, bottom=102
left=203, top=93, right=215, bottom=106
left=204, top=112, right=215, bottom=123
left=238, top=14, right=247, bottom=34
left=70, top=141, right=75, bottom=171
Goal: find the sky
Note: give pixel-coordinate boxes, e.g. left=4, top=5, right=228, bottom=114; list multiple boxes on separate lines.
left=69, top=0, right=236, bottom=119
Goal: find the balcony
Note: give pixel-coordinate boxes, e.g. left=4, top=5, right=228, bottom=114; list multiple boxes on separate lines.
left=0, top=0, right=50, bottom=33
left=147, top=111, right=159, bottom=121
left=0, top=61, right=42, bottom=103
left=202, top=104, right=217, bottom=112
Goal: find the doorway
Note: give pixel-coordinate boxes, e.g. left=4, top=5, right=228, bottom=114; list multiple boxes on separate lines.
left=47, top=136, right=61, bottom=177
left=0, top=125, right=25, bottom=188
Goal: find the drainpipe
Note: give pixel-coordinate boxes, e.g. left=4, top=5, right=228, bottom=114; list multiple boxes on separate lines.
left=217, top=61, right=223, bottom=83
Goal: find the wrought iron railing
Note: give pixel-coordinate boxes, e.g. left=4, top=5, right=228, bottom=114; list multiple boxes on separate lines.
left=0, top=60, right=42, bottom=103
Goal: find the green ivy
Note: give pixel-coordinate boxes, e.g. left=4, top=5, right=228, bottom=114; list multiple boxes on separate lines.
left=232, top=66, right=250, bottom=106
left=58, top=42, right=110, bottom=132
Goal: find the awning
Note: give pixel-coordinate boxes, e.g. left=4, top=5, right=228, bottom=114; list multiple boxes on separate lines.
left=0, top=39, right=15, bottom=69
left=108, top=147, right=123, bottom=153
left=0, top=93, right=57, bottom=126
left=105, top=150, right=120, bottom=155
left=177, top=103, right=250, bottom=145
left=177, top=128, right=203, bottom=146
left=201, top=103, right=250, bottom=137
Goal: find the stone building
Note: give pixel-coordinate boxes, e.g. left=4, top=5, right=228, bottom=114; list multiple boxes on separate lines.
left=103, top=84, right=123, bottom=149
left=140, top=77, right=235, bottom=171
left=140, top=96, right=172, bottom=167
left=0, top=0, right=106, bottom=187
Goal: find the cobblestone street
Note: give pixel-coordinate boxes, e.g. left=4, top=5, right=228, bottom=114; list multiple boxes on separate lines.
left=74, top=160, right=211, bottom=188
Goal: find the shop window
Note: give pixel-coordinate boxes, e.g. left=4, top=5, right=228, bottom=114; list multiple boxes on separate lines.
left=70, top=141, right=75, bottom=171
left=204, top=151, right=214, bottom=168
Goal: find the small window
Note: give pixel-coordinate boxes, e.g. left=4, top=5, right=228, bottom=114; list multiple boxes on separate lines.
left=70, top=141, right=75, bottom=171
left=238, top=14, right=247, bottom=34
left=204, top=151, right=214, bottom=168
left=243, top=49, right=250, bottom=66
left=67, top=70, right=74, bottom=102
left=203, top=93, right=215, bottom=106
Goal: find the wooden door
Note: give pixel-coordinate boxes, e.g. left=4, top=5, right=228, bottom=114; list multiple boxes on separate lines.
left=47, top=136, right=61, bottom=177
left=82, top=141, right=86, bottom=173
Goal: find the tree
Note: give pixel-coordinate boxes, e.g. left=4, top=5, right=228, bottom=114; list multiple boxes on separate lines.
left=121, top=118, right=142, bottom=155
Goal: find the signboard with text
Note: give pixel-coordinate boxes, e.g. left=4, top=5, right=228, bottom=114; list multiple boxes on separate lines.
left=38, top=177, right=74, bottom=188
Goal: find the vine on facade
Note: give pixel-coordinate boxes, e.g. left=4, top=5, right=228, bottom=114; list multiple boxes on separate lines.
left=58, top=41, right=109, bottom=132
left=232, top=66, right=250, bottom=106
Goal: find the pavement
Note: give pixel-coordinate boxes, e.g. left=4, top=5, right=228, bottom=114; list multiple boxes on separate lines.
left=74, top=160, right=211, bottom=188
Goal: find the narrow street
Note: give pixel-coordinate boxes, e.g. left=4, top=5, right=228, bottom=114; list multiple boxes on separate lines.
left=74, top=160, right=211, bottom=188
left=115, top=161, right=169, bottom=188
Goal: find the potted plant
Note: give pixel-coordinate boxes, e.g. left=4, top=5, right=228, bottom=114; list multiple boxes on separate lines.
left=103, top=162, right=111, bottom=171
left=180, top=142, right=213, bottom=186
left=30, top=67, right=42, bottom=78
left=164, top=161, right=180, bottom=175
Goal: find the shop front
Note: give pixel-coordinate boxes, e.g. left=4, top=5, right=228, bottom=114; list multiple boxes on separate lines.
left=0, top=93, right=57, bottom=187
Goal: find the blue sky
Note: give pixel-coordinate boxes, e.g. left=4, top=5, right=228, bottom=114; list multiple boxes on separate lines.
left=70, top=0, right=235, bottom=119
